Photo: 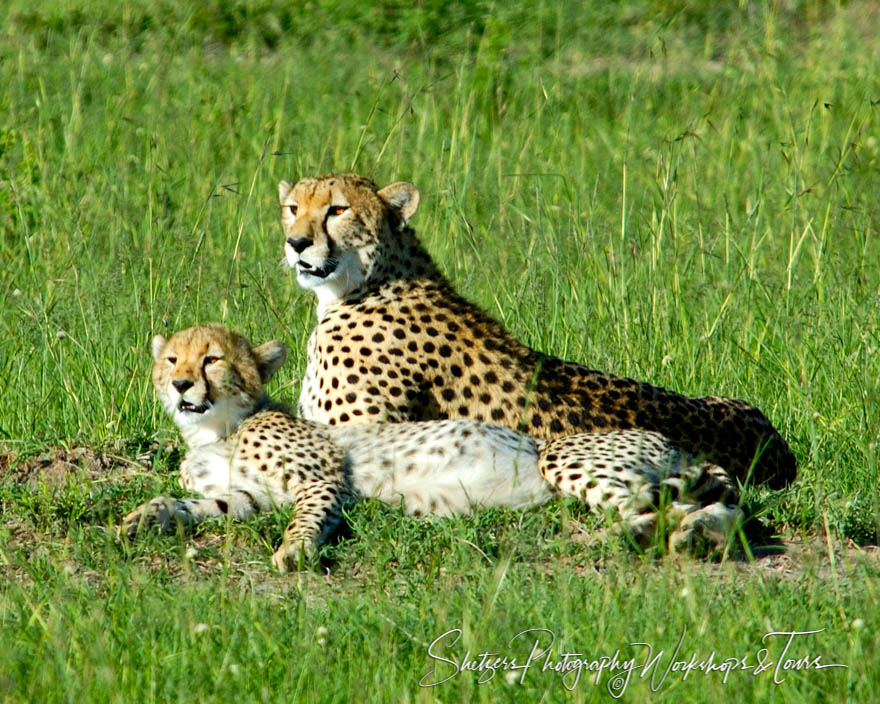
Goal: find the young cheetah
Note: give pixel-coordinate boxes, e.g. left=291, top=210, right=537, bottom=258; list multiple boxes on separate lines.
left=278, top=173, right=796, bottom=489
left=122, top=324, right=743, bottom=570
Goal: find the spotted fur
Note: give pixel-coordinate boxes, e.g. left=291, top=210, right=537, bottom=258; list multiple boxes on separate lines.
left=124, top=325, right=744, bottom=567
left=124, top=325, right=557, bottom=570
left=538, top=431, right=742, bottom=551
left=278, top=173, right=796, bottom=489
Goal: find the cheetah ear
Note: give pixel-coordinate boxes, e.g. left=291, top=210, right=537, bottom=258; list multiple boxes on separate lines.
left=278, top=180, right=293, bottom=203
left=252, top=340, right=287, bottom=383
left=151, top=335, right=167, bottom=361
left=378, top=182, right=419, bottom=222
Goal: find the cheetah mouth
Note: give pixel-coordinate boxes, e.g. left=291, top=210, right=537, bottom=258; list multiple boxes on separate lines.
left=178, top=400, right=211, bottom=414
left=297, top=260, right=338, bottom=279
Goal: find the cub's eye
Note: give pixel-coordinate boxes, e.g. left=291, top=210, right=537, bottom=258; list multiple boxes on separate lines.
left=204, top=356, right=221, bottom=366
left=288, top=204, right=298, bottom=216
left=328, top=205, right=348, bottom=217
left=166, top=356, right=177, bottom=365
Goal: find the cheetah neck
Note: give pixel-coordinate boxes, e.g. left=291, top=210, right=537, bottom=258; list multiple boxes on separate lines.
left=371, top=228, right=445, bottom=285
left=320, top=228, right=450, bottom=318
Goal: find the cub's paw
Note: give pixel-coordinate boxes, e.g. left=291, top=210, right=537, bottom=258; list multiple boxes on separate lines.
left=613, top=511, right=660, bottom=548
left=272, top=540, right=316, bottom=573
left=669, top=503, right=744, bottom=558
left=120, top=496, right=188, bottom=540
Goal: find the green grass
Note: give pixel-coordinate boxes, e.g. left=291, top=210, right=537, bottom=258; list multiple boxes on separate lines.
left=1, top=0, right=879, bottom=700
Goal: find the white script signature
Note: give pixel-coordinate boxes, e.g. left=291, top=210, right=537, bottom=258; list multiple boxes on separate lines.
left=419, top=626, right=847, bottom=696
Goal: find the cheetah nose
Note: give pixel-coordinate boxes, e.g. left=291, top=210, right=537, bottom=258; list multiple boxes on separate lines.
left=287, top=237, right=311, bottom=254
left=172, top=379, right=194, bottom=393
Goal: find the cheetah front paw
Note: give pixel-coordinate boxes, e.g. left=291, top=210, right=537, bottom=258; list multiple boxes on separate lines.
left=668, top=503, right=744, bottom=558
left=272, top=540, right=316, bottom=573
left=120, top=496, right=188, bottom=540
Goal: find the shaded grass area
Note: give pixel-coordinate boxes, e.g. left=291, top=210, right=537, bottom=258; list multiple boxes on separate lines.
left=1, top=0, right=879, bottom=700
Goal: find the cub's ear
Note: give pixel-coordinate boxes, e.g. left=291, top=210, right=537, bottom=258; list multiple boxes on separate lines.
left=278, top=180, right=293, bottom=203
left=252, top=340, right=288, bottom=383
left=151, top=335, right=168, bottom=361
left=378, top=181, right=419, bottom=223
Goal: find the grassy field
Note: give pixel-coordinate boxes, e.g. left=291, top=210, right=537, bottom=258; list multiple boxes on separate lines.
left=1, top=0, right=879, bottom=700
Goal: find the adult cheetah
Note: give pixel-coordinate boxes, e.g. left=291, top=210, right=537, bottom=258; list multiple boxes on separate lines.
left=278, top=173, right=796, bottom=489
left=122, top=324, right=743, bottom=570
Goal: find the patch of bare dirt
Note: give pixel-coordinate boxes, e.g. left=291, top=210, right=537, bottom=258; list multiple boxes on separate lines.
left=1, top=444, right=155, bottom=486
left=554, top=531, right=880, bottom=585
left=730, top=534, right=880, bottom=581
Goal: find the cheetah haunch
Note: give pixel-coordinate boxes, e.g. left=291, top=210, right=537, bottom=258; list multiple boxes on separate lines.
left=278, top=174, right=796, bottom=489
left=122, top=324, right=744, bottom=569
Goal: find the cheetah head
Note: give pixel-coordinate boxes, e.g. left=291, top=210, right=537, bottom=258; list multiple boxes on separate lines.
left=278, top=173, right=419, bottom=306
left=151, top=324, right=286, bottom=445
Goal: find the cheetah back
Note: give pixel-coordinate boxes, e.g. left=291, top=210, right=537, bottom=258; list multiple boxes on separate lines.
left=301, top=283, right=795, bottom=488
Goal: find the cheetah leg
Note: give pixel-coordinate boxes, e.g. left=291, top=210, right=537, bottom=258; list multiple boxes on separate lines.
left=120, top=489, right=266, bottom=539
left=659, top=461, right=739, bottom=508
left=272, top=480, right=350, bottom=572
left=538, top=432, right=742, bottom=554
left=657, top=462, right=743, bottom=556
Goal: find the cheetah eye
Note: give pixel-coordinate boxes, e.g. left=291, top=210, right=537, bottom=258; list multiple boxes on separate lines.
left=204, top=356, right=221, bottom=366
left=328, top=205, right=348, bottom=217
left=288, top=205, right=298, bottom=216
left=166, top=356, right=177, bottom=365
